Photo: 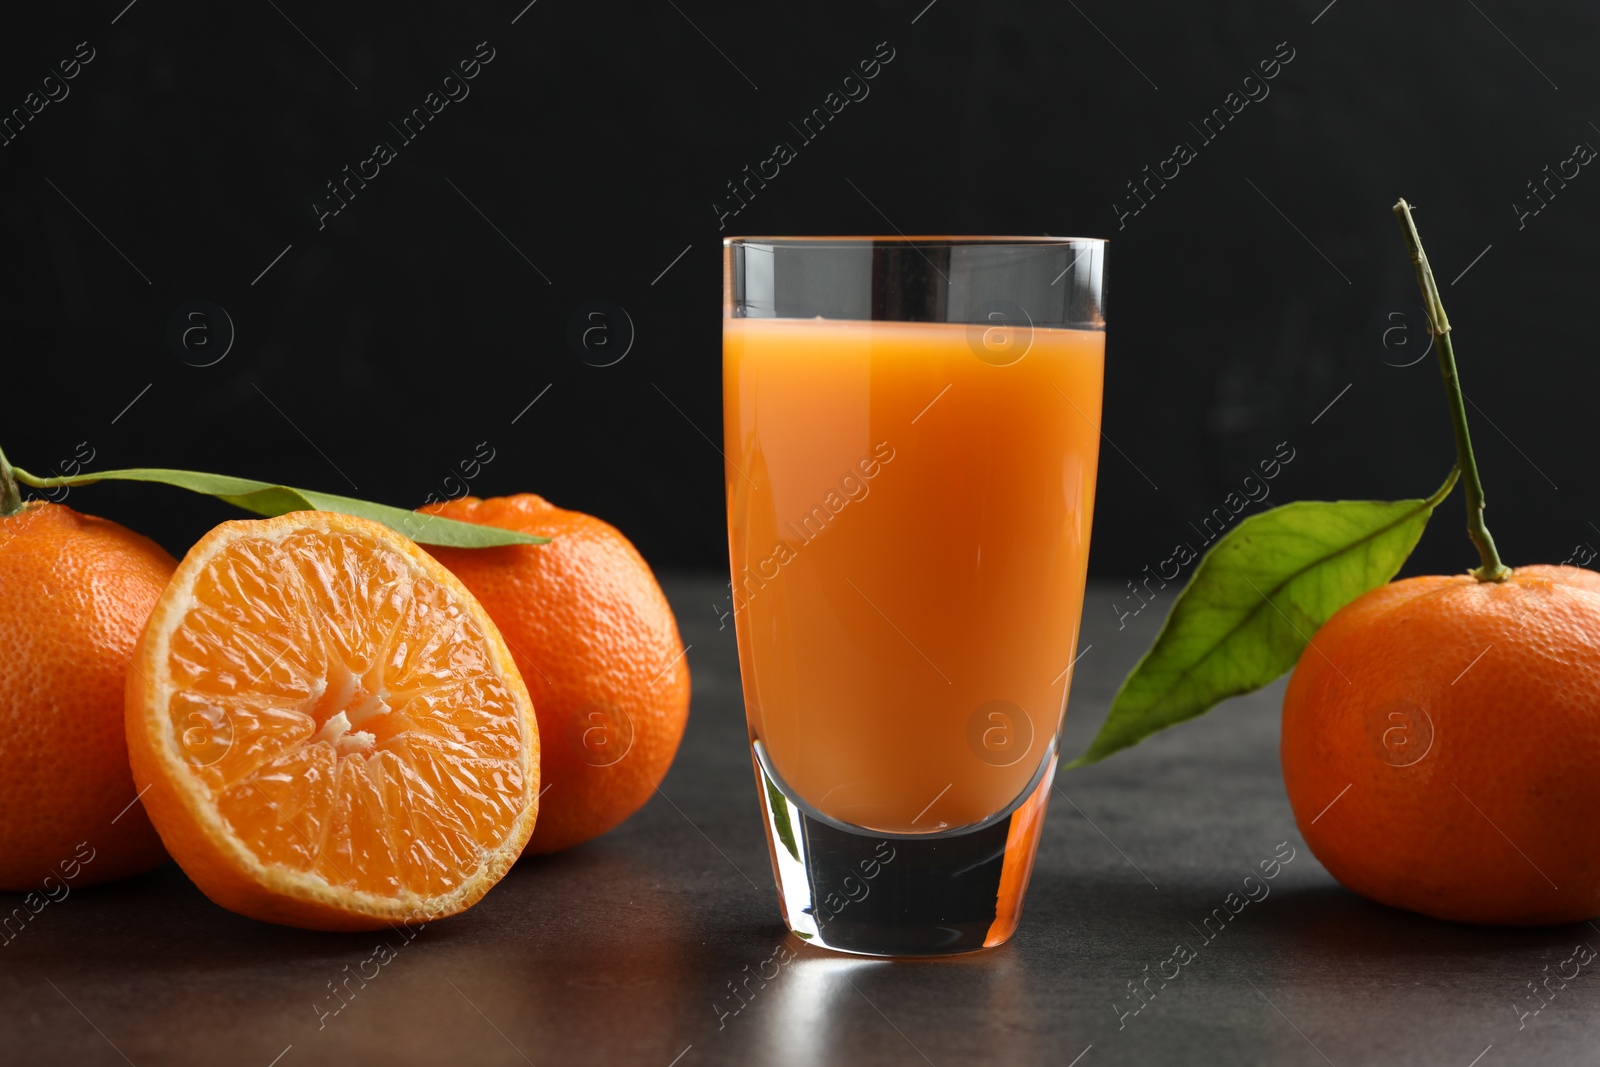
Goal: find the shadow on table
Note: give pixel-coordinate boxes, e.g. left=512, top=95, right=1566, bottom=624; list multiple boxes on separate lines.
left=713, top=935, right=1050, bottom=1066
left=0, top=861, right=454, bottom=967
left=1257, top=883, right=1599, bottom=957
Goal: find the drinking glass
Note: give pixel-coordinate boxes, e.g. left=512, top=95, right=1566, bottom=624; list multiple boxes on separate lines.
left=722, top=236, right=1107, bottom=956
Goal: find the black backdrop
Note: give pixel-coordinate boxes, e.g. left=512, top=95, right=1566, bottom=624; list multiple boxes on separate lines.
left=3, top=1, right=1596, bottom=614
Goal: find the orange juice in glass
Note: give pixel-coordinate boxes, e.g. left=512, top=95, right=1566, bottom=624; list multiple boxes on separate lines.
left=724, top=237, right=1107, bottom=956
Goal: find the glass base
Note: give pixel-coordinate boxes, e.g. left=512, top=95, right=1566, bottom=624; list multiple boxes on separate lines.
left=752, top=742, right=1057, bottom=957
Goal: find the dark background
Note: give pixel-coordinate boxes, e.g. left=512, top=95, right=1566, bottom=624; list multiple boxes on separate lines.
left=3, top=0, right=1596, bottom=599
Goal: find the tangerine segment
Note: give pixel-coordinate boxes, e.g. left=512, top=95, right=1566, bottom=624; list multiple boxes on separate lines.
left=127, top=512, right=538, bottom=931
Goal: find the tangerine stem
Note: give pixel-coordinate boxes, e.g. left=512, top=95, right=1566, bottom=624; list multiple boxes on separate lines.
left=1392, top=198, right=1510, bottom=582
left=0, top=443, right=22, bottom=517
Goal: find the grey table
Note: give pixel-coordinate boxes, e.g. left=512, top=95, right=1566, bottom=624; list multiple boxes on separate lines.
left=3, top=577, right=1593, bottom=1066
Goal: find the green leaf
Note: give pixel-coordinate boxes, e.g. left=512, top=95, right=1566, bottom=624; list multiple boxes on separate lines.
left=8, top=466, right=549, bottom=549
left=765, top=775, right=800, bottom=863
left=1069, top=468, right=1459, bottom=767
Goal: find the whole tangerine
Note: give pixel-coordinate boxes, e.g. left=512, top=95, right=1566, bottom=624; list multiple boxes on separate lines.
left=0, top=502, right=176, bottom=889
left=1281, top=564, right=1600, bottom=924
left=420, top=494, right=690, bottom=854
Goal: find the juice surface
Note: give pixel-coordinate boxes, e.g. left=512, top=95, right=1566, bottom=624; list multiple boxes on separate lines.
left=724, top=317, right=1103, bottom=833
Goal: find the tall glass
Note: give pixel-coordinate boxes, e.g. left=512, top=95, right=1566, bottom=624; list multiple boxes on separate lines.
left=722, top=236, right=1107, bottom=956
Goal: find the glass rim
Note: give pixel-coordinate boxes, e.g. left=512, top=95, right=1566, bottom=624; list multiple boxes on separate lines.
left=723, top=235, right=1108, bottom=247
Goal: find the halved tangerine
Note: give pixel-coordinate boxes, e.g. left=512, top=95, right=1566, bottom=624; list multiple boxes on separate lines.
left=125, top=512, right=539, bottom=930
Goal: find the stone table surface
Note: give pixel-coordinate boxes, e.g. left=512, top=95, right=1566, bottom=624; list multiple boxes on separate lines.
left=3, top=576, right=1595, bottom=1066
